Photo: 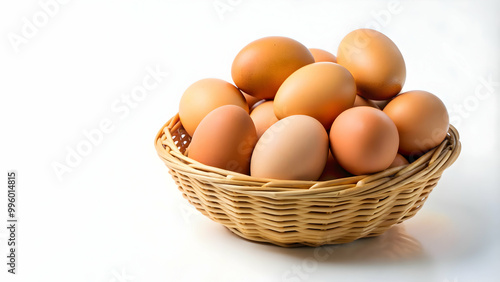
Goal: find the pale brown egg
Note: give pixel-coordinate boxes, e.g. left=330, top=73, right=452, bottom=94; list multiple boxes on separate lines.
left=188, top=105, right=257, bottom=175
left=274, top=62, right=356, bottom=129
left=179, top=78, right=248, bottom=136
left=389, top=154, right=409, bottom=168
left=353, top=95, right=380, bottom=109
left=231, top=36, right=314, bottom=100
left=250, top=115, right=329, bottom=180
left=330, top=107, right=399, bottom=175
left=309, top=48, right=337, bottom=63
left=383, top=90, right=449, bottom=157
left=337, top=29, right=406, bottom=100
left=250, top=101, right=279, bottom=139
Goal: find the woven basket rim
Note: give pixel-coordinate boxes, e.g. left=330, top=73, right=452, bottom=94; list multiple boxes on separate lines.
left=155, top=113, right=461, bottom=196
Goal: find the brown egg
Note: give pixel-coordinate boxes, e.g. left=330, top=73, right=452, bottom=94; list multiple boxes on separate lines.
left=250, top=101, right=279, bottom=139
left=353, top=95, right=380, bottom=109
left=383, top=90, right=449, bottom=156
left=389, top=154, right=409, bottom=168
left=309, top=48, right=337, bottom=63
left=319, top=151, right=352, bottom=181
left=188, top=105, right=257, bottom=174
left=274, top=62, right=356, bottom=129
left=330, top=107, right=399, bottom=175
left=179, top=78, right=248, bottom=136
left=242, top=92, right=262, bottom=110
left=337, top=29, right=406, bottom=100
left=251, top=115, right=329, bottom=180
left=231, top=36, right=314, bottom=100
left=372, top=99, right=391, bottom=110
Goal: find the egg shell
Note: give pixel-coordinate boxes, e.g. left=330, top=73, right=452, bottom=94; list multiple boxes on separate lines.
left=250, top=101, right=279, bottom=139
left=231, top=36, right=314, bottom=100
left=389, top=153, right=410, bottom=168
left=188, top=105, right=257, bottom=175
left=274, top=62, right=356, bottom=129
left=337, top=29, right=406, bottom=100
left=353, top=95, right=380, bottom=109
left=372, top=99, right=391, bottom=110
left=251, top=115, right=329, bottom=180
left=250, top=99, right=266, bottom=112
left=309, top=48, right=337, bottom=63
left=383, top=90, right=449, bottom=157
left=243, top=92, right=263, bottom=109
left=319, top=150, right=352, bottom=181
left=179, top=78, right=248, bottom=136
left=330, top=106, right=399, bottom=175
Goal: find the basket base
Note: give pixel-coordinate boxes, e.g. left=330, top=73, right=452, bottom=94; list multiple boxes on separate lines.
left=225, top=226, right=388, bottom=248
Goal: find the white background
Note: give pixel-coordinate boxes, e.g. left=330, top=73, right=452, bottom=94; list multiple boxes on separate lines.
left=1, top=0, right=499, bottom=281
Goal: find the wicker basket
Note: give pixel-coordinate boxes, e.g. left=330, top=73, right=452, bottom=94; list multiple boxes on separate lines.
left=155, top=114, right=461, bottom=247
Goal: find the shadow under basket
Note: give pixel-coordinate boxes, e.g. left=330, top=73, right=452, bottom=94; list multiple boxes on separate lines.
left=154, top=114, right=461, bottom=247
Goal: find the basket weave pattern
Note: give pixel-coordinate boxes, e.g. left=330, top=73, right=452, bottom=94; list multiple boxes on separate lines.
left=155, top=114, right=461, bottom=247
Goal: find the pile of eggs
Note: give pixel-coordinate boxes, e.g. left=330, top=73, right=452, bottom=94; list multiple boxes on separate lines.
left=178, top=29, right=450, bottom=181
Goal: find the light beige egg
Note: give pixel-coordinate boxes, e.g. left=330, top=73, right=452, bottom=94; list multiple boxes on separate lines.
left=250, top=115, right=329, bottom=180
